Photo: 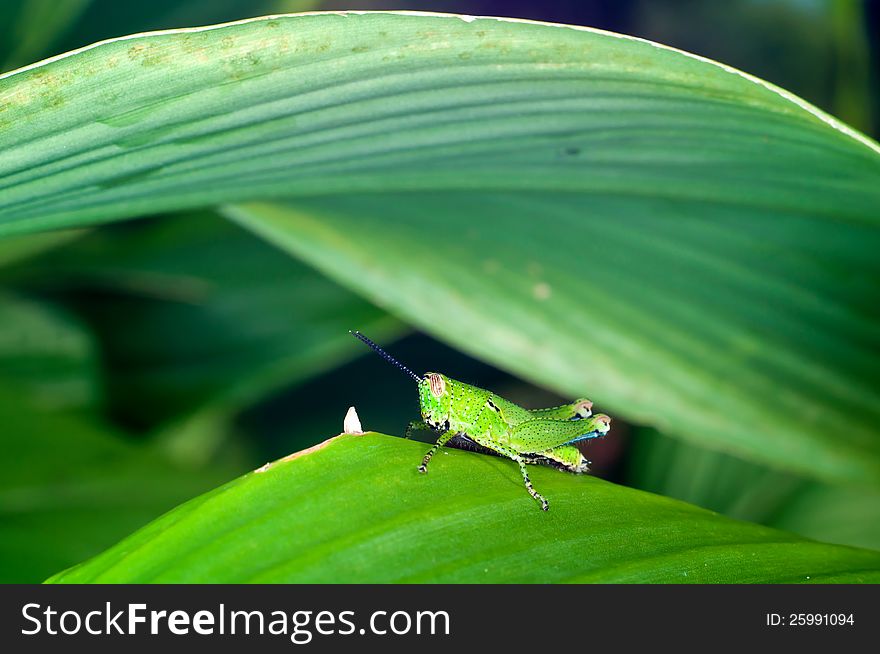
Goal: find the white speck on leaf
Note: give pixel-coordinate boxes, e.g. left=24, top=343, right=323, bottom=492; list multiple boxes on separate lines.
left=344, top=406, right=363, bottom=434
left=254, top=462, right=271, bottom=473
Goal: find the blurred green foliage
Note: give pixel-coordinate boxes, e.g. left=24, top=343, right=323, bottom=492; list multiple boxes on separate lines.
left=2, top=213, right=401, bottom=447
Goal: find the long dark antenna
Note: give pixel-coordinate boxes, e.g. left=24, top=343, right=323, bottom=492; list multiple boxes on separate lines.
left=350, top=331, right=421, bottom=383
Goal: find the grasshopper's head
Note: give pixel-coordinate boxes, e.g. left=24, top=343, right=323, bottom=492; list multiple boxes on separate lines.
left=586, top=414, right=612, bottom=437
left=418, top=372, right=452, bottom=429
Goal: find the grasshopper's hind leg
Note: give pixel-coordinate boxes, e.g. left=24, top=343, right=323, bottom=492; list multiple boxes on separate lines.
left=528, top=398, right=593, bottom=421
left=524, top=444, right=591, bottom=474
left=466, top=435, right=550, bottom=511
left=418, top=429, right=453, bottom=473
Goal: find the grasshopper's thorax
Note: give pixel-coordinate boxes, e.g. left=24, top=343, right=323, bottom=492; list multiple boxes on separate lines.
left=419, top=373, right=510, bottom=439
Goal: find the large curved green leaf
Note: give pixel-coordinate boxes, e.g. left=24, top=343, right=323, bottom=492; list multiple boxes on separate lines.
left=48, top=433, right=880, bottom=583
left=1, top=12, right=878, bottom=484
left=1, top=12, right=877, bottom=233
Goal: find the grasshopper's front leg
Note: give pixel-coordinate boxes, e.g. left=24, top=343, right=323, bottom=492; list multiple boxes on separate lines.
left=405, top=420, right=441, bottom=440
left=418, top=429, right=454, bottom=473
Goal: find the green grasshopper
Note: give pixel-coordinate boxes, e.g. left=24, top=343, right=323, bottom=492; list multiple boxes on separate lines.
left=351, top=332, right=611, bottom=511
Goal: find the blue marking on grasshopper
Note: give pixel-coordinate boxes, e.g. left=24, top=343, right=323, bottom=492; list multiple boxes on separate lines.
left=564, top=429, right=606, bottom=445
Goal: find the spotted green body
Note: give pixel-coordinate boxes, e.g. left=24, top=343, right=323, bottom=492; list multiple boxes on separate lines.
left=417, top=372, right=611, bottom=510
left=350, top=331, right=611, bottom=511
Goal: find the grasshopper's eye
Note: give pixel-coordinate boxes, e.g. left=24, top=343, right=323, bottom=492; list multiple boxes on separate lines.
left=575, top=399, right=593, bottom=418
left=428, top=373, right=445, bottom=398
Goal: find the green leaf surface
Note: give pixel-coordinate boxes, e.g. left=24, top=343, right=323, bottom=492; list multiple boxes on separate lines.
left=1, top=12, right=878, bottom=484
left=48, top=433, right=880, bottom=583
left=627, top=428, right=880, bottom=551
left=2, top=12, right=877, bottom=233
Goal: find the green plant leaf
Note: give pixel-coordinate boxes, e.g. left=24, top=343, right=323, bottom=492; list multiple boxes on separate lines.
left=0, top=293, right=238, bottom=582
left=627, top=428, right=880, bottom=551
left=0, top=385, right=237, bottom=583
left=47, top=433, right=880, bottom=583
left=2, top=12, right=877, bottom=233
left=1, top=12, right=878, bottom=484
left=0, top=0, right=322, bottom=75
left=0, top=0, right=93, bottom=73
left=0, top=230, right=84, bottom=269
left=770, top=483, right=880, bottom=552
left=0, top=292, right=98, bottom=411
